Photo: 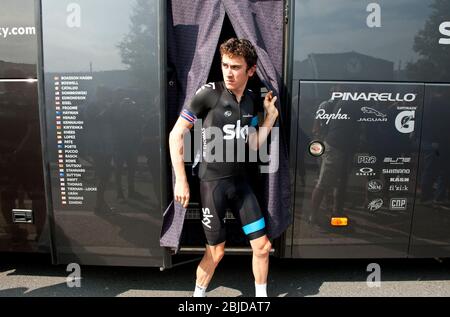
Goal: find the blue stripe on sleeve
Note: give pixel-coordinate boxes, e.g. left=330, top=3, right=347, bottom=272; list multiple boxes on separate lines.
left=250, top=116, right=259, bottom=127
left=242, top=218, right=266, bottom=235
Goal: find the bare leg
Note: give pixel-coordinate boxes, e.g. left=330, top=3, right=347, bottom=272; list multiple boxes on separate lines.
left=250, top=235, right=272, bottom=285
left=196, top=242, right=225, bottom=288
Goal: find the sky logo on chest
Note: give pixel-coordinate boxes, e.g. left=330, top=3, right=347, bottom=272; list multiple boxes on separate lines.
left=223, top=117, right=258, bottom=140
left=223, top=120, right=248, bottom=140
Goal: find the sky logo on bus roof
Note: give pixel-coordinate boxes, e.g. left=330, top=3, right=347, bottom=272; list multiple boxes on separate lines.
left=331, top=92, right=417, bottom=102
left=439, top=22, right=450, bottom=45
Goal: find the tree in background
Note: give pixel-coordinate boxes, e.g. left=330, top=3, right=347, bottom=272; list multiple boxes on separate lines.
left=407, top=0, right=450, bottom=81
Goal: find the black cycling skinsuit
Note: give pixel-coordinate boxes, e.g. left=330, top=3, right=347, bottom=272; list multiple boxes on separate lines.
left=180, top=81, right=266, bottom=245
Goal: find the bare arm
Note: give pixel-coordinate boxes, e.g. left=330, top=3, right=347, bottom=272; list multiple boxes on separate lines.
left=249, top=91, right=279, bottom=151
left=169, top=117, right=193, bottom=208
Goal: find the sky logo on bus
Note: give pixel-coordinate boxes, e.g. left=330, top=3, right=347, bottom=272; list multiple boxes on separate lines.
left=395, top=111, right=415, bottom=133
left=390, top=198, right=407, bottom=211
left=368, top=199, right=383, bottom=212
left=439, top=22, right=450, bottom=45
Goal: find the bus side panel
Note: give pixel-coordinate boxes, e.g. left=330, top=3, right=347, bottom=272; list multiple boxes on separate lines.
left=0, top=0, right=49, bottom=253
left=40, top=0, right=167, bottom=267
left=288, top=0, right=450, bottom=258
left=409, top=84, right=450, bottom=258
left=291, top=81, right=422, bottom=258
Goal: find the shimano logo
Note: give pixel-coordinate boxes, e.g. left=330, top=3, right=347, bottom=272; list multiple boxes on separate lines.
left=383, top=169, right=410, bottom=174
left=331, top=92, right=417, bottom=102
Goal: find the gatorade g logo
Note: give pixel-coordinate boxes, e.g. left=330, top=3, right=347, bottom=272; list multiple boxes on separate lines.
left=223, top=120, right=249, bottom=141
left=395, top=111, right=415, bottom=134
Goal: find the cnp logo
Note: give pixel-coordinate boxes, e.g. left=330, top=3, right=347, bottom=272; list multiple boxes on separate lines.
left=390, top=198, right=407, bottom=211
left=395, top=111, right=415, bottom=134
left=223, top=120, right=249, bottom=141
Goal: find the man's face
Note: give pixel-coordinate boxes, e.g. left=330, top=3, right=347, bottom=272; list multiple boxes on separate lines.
left=221, top=54, right=256, bottom=92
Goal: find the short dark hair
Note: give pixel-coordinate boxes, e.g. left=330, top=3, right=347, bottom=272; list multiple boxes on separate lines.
left=220, top=38, right=257, bottom=70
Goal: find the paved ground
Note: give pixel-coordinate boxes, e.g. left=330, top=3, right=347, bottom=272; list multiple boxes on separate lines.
left=1, top=253, right=450, bottom=297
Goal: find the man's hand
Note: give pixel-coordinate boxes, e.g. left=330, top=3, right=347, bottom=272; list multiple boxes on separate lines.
left=174, top=179, right=190, bottom=208
left=263, top=91, right=279, bottom=118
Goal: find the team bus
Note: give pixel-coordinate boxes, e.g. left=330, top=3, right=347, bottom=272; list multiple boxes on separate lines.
left=1, top=0, right=450, bottom=269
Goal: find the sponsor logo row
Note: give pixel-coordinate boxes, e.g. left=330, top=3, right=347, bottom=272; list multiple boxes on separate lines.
left=355, top=156, right=412, bottom=179
left=356, top=156, right=411, bottom=165
left=316, top=106, right=416, bottom=134
left=368, top=198, right=407, bottom=212
left=367, top=180, right=409, bottom=193
left=356, top=168, right=411, bottom=177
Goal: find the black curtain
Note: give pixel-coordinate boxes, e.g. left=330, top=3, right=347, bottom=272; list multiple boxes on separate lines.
left=161, top=0, right=290, bottom=251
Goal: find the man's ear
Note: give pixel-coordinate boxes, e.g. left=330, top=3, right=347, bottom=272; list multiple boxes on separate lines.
left=247, top=65, right=257, bottom=77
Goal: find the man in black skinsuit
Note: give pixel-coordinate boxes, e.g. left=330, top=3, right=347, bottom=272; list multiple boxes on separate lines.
left=169, top=38, right=278, bottom=297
